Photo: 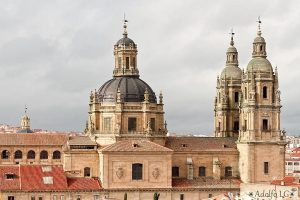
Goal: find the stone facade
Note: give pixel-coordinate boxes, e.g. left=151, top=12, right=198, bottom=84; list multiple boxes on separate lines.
left=0, top=20, right=288, bottom=200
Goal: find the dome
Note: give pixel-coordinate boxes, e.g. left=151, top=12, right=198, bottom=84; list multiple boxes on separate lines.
left=220, top=65, right=242, bottom=79
left=227, top=46, right=237, bottom=53
left=98, top=77, right=157, bottom=103
left=115, top=37, right=136, bottom=46
left=247, top=57, right=273, bottom=72
left=254, top=36, right=265, bottom=43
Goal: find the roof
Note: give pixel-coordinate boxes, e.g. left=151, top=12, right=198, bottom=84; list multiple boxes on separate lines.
left=172, top=178, right=241, bottom=189
left=0, top=165, right=102, bottom=191
left=271, top=176, right=300, bottom=188
left=101, top=140, right=173, bottom=153
left=68, top=136, right=97, bottom=146
left=0, top=133, right=68, bottom=146
left=165, top=137, right=237, bottom=152
left=98, top=77, right=157, bottom=103
left=68, top=177, right=102, bottom=190
left=0, top=166, right=20, bottom=190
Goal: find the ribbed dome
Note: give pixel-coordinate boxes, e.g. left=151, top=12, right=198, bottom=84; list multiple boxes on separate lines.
left=115, top=37, right=136, bottom=46
left=247, top=57, right=273, bottom=72
left=98, top=77, right=157, bottom=103
left=227, top=46, right=237, bottom=53
left=254, top=36, right=265, bottom=43
left=220, top=65, right=242, bottom=79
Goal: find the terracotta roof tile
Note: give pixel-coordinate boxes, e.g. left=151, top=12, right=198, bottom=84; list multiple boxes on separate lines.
left=166, top=136, right=237, bottom=152
left=0, top=165, right=102, bottom=191
left=172, top=178, right=241, bottom=188
left=68, top=177, right=102, bottom=190
left=20, top=165, right=68, bottom=191
left=0, top=166, right=20, bottom=190
left=0, top=133, right=67, bottom=146
left=68, top=136, right=97, bottom=146
left=101, top=140, right=173, bottom=152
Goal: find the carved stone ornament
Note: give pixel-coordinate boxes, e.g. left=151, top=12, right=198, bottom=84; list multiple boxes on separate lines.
left=116, top=167, right=124, bottom=179
left=152, top=168, right=160, bottom=179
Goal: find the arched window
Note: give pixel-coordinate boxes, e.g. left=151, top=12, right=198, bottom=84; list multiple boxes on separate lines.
left=263, top=86, right=267, bottom=98
left=84, top=167, right=91, bottom=177
left=52, top=151, right=61, bottom=159
left=1, top=150, right=10, bottom=159
left=199, top=166, right=206, bottom=177
left=27, top=150, right=35, bottom=159
left=14, top=150, right=23, bottom=159
left=225, top=166, right=232, bottom=177
left=40, top=150, right=48, bottom=160
left=132, top=163, right=143, bottom=180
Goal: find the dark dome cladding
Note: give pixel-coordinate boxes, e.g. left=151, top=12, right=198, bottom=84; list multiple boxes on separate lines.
left=115, top=37, right=136, bottom=46
left=98, top=77, right=157, bottom=103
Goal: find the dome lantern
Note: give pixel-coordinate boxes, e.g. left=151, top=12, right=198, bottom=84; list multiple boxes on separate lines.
left=113, top=19, right=139, bottom=77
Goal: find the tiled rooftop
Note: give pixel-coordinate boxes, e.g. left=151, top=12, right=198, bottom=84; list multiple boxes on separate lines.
left=101, top=140, right=173, bottom=152
left=0, top=133, right=68, bottom=146
left=68, top=136, right=97, bottom=146
left=172, top=178, right=241, bottom=188
left=0, top=165, right=102, bottom=191
left=166, top=136, right=237, bottom=152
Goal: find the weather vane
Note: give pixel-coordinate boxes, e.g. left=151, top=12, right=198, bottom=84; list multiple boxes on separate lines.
left=25, top=105, right=28, bottom=115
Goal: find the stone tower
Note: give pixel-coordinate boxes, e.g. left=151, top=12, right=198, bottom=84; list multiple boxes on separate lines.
left=237, top=20, right=286, bottom=183
left=87, top=20, right=167, bottom=146
left=214, top=32, right=242, bottom=138
left=17, top=107, right=33, bottom=133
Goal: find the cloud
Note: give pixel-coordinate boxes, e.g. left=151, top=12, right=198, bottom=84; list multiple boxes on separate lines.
left=0, top=0, right=299, bottom=136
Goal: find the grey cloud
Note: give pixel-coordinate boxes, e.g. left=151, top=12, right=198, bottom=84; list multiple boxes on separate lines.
left=0, top=0, right=299, bottom=135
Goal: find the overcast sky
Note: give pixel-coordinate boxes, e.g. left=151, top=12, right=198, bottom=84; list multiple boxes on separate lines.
left=0, top=0, right=299, bottom=135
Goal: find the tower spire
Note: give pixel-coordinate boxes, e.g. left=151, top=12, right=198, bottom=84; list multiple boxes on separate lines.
left=257, top=16, right=262, bottom=36
left=229, top=28, right=235, bottom=46
left=123, top=14, right=128, bottom=38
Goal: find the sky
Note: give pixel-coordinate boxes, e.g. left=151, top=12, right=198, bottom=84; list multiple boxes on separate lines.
left=0, top=0, right=300, bottom=135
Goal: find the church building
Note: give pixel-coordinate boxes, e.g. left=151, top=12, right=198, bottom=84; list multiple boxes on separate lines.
left=0, top=19, right=286, bottom=200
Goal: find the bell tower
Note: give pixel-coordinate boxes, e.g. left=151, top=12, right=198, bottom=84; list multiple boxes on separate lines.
left=214, top=31, right=242, bottom=138
left=237, top=19, right=286, bottom=183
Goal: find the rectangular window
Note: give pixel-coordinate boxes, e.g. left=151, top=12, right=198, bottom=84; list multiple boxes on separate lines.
left=172, top=166, right=179, bottom=177
left=244, top=120, right=247, bottom=130
left=180, top=194, right=184, bottom=200
left=263, top=86, right=268, bottom=98
left=132, top=163, right=143, bottom=180
left=31, top=196, right=35, bottom=200
left=132, top=57, right=136, bottom=68
left=126, top=57, right=130, bottom=69
left=234, top=92, right=239, bottom=103
left=8, top=197, right=15, bottom=200
left=199, top=166, right=206, bottom=177
left=60, top=196, right=65, bottom=200
left=76, top=195, right=81, bottom=200
left=244, top=87, right=247, bottom=100
left=225, top=166, right=232, bottom=177
left=53, top=195, right=57, bottom=200
left=208, top=194, right=213, bottom=198
left=295, top=162, right=299, bottom=166
left=39, top=197, right=43, bottom=200
left=233, top=121, right=239, bottom=131
left=94, top=195, right=100, bottom=200
left=128, top=117, right=137, bottom=131
left=103, top=117, right=112, bottom=131
left=118, top=57, right=122, bottom=68
left=150, top=118, right=155, bottom=131
left=288, top=162, right=293, bottom=165
left=264, top=162, right=269, bottom=174
left=263, top=119, right=268, bottom=130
